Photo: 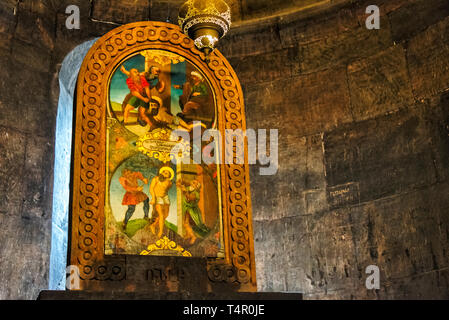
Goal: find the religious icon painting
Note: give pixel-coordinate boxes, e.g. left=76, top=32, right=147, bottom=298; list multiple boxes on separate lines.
left=105, top=49, right=224, bottom=258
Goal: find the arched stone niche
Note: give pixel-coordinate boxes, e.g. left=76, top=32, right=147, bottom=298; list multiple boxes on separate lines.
left=69, top=21, right=256, bottom=293
left=50, top=38, right=98, bottom=290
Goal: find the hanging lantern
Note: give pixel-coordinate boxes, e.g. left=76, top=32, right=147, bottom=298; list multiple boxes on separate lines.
left=178, top=0, right=232, bottom=58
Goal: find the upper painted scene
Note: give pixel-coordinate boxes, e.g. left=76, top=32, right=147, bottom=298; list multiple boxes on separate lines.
left=109, top=49, right=216, bottom=137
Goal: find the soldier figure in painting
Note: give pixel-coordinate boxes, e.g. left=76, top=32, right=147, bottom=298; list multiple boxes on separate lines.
left=149, top=167, right=175, bottom=239
left=144, top=65, right=166, bottom=93
left=120, top=64, right=166, bottom=94
left=122, top=68, right=153, bottom=126
left=175, top=71, right=209, bottom=118
left=119, top=169, right=150, bottom=229
left=177, top=178, right=210, bottom=245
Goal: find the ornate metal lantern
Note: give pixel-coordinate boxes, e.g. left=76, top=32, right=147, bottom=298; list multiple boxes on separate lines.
left=178, top=0, right=232, bottom=57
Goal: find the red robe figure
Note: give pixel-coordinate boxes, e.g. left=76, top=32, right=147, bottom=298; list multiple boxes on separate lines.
left=119, top=169, right=149, bottom=229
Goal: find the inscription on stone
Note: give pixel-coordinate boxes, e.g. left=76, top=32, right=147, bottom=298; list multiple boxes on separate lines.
left=147, top=266, right=186, bottom=285
left=327, top=182, right=360, bottom=209
left=124, top=256, right=208, bottom=292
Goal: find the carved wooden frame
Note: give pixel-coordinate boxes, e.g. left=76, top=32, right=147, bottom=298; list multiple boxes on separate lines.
left=70, top=21, right=256, bottom=292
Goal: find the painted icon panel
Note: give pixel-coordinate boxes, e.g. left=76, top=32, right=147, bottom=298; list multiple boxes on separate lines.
left=105, top=49, right=224, bottom=258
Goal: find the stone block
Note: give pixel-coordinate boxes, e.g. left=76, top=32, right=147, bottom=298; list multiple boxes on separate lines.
left=250, top=134, right=326, bottom=222
left=0, top=1, right=16, bottom=40
left=347, top=45, right=414, bottom=122
left=245, top=68, right=352, bottom=136
left=241, top=0, right=307, bottom=21
left=388, top=0, right=449, bottom=42
left=228, top=47, right=299, bottom=85
left=52, top=0, right=92, bottom=13
left=149, top=0, right=185, bottom=23
left=217, top=21, right=282, bottom=58
left=18, top=215, right=51, bottom=246
left=22, top=135, right=54, bottom=220
left=349, top=185, right=449, bottom=282
left=0, top=57, right=20, bottom=131
left=4, top=57, right=55, bottom=137
left=382, top=269, right=449, bottom=299
left=0, top=214, right=51, bottom=299
left=407, top=16, right=449, bottom=100
left=254, top=215, right=310, bottom=292
left=302, top=208, right=361, bottom=293
left=92, top=0, right=150, bottom=24
left=250, top=165, right=306, bottom=222
left=296, top=16, right=392, bottom=73
left=227, top=0, right=243, bottom=23
left=14, top=0, right=55, bottom=51
left=279, top=3, right=359, bottom=48
left=0, top=128, right=26, bottom=216
left=419, top=94, right=449, bottom=183
left=353, top=0, right=410, bottom=21
left=11, top=39, right=52, bottom=73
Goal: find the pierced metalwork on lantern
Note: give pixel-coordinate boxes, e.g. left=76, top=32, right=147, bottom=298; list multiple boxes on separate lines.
left=178, top=0, right=231, bottom=57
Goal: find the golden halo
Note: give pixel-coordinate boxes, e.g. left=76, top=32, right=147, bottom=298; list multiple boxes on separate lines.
left=190, top=71, right=203, bottom=80
left=159, top=166, right=174, bottom=180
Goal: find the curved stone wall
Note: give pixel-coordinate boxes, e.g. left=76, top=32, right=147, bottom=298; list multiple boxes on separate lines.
left=220, top=0, right=449, bottom=299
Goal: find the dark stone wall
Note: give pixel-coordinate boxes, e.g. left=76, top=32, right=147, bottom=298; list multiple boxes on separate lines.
left=219, top=0, right=449, bottom=299
left=0, top=0, right=448, bottom=299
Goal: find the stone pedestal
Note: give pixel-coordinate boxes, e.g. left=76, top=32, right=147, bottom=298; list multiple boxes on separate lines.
left=38, top=290, right=302, bottom=300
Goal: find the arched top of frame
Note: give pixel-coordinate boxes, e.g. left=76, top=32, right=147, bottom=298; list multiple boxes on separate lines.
left=77, top=21, right=247, bottom=134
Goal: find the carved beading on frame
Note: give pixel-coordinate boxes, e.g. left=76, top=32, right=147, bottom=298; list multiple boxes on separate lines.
left=71, top=21, right=256, bottom=291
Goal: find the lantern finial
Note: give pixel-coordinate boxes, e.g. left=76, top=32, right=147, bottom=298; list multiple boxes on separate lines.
left=178, top=0, right=232, bottom=59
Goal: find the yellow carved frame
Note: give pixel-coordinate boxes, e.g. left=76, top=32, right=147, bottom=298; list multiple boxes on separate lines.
left=70, top=21, right=256, bottom=292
